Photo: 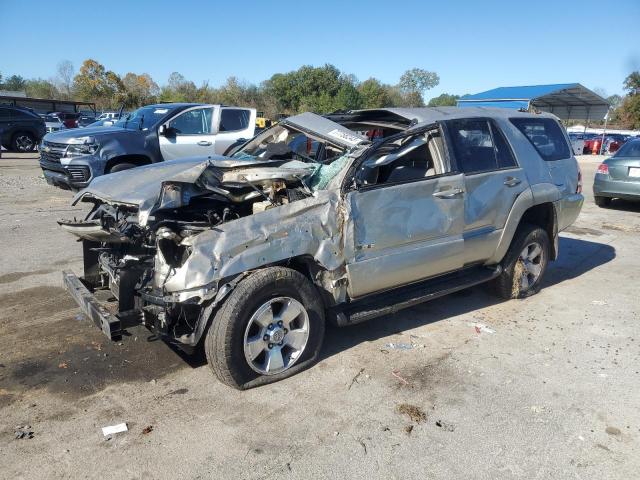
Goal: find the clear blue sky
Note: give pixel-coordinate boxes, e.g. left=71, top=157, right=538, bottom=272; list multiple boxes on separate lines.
left=1, top=0, right=639, bottom=99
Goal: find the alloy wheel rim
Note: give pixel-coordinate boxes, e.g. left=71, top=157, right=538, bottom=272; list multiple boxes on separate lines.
left=518, top=242, right=544, bottom=291
left=243, top=296, right=310, bottom=375
left=16, top=135, right=33, bottom=151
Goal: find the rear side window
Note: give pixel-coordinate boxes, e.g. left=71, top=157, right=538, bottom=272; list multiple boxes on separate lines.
left=447, top=119, right=517, bottom=174
left=510, top=117, right=571, bottom=161
left=219, top=109, right=250, bottom=132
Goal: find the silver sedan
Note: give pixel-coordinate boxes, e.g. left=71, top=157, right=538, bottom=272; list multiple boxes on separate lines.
left=593, top=138, right=640, bottom=206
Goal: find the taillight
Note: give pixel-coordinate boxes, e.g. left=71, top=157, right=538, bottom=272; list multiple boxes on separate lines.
left=596, top=163, right=609, bottom=175
left=576, top=165, right=583, bottom=193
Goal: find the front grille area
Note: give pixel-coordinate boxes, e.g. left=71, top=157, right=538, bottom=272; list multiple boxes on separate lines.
left=39, top=141, right=68, bottom=163
left=67, top=166, right=91, bottom=182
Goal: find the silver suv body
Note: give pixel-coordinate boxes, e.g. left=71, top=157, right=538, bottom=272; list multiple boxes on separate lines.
left=60, top=107, right=583, bottom=389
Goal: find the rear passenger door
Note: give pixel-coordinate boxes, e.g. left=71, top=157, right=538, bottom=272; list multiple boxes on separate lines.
left=213, top=108, right=256, bottom=155
left=446, top=118, right=529, bottom=264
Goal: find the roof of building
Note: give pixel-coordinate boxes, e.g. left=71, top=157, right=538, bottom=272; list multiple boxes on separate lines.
left=457, top=83, right=610, bottom=120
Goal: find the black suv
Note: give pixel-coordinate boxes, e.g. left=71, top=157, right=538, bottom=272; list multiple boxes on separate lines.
left=0, top=106, right=46, bottom=152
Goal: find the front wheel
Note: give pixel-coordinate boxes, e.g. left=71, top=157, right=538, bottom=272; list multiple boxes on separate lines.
left=493, top=224, right=550, bottom=299
left=204, top=267, right=325, bottom=389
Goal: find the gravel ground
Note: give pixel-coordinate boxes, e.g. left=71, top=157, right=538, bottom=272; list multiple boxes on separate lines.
left=0, top=153, right=638, bottom=479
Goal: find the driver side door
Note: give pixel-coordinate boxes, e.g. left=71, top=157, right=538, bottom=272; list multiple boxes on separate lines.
left=345, top=127, right=465, bottom=298
left=159, top=106, right=215, bottom=160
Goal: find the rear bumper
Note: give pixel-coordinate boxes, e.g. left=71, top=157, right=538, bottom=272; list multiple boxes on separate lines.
left=593, top=176, right=640, bottom=200
left=557, top=193, right=584, bottom=231
left=62, top=270, right=122, bottom=340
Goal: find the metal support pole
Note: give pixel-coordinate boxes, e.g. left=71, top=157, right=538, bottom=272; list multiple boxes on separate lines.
left=599, top=109, right=610, bottom=155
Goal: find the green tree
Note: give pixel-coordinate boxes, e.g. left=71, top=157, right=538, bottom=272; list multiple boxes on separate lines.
left=121, top=72, right=159, bottom=107
left=623, top=71, right=640, bottom=95
left=25, top=78, right=59, bottom=99
left=3, top=74, right=27, bottom=91
left=427, top=93, right=460, bottom=107
left=358, top=78, right=390, bottom=108
left=73, top=59, right=125, bottom=109
left=398, top=68, right=439, bottom=106
left=55, top=60, right=74, bottom=99
left=159, top=72, right=198, bottom=102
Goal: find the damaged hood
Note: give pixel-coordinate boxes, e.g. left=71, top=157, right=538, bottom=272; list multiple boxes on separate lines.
left=282, top=112, right=368, bottom=149
left=73, top=155, right=317, bottom=224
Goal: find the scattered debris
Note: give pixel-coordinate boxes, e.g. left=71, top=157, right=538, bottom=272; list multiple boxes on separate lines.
left=469, top=323, right=496, bottom=334
left=169, top=388, right=188, bottom=395
left=397, top=403, right=427, bottom=423
left=348, top=368, right=365, bottom=390
left=391, top=370, right=410, bottom=386
left=75, top=314, right=84, bottom=322
left=591, top=300, right=608, bottom=306
left=142, top=425, right=154, bottom=435
left=102, top=423, right=128, bottom=437
left=333, top=431, right=339, bottom=436
left=384, top=342, right=414, bottom=350
left=358, top=438, right=367, bottom=454
left=435, top=420, right=456, bottom=432
left=14, top=425, right=34, bottom=439
left=605, top=426, right=621, bottom=436
left=58, top=362, right=68, bottom=369
left=404, top=425, right=414, bottom=435
left=512, top=260, right=525, bottom=297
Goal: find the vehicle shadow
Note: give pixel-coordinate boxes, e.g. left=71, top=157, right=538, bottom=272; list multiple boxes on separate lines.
left=320, top=236, right=615, bottom=362
left=602, top=199, right=640, bottom=213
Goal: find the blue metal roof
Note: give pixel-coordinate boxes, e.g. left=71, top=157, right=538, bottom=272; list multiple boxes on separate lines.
left=456, top=83, right=610, bottom=120
left=458, top=83, right=579, bottom=102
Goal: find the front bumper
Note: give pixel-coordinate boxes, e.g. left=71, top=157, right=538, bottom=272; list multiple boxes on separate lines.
left=63, top=270, right=123, bottom=340
left=40, top=158, right=92, bottom=189
left=593, top=176, right=640, bottom=201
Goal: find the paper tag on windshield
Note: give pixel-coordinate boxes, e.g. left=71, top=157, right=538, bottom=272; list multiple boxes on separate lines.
left=327, top=129, right=363, bottom=146
left=153, top=108, right=169, bottom=114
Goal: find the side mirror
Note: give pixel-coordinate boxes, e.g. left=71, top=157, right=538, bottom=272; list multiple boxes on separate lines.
left=159, top=125, right=176, bottom=137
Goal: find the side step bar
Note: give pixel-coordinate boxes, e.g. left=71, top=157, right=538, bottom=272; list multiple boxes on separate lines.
left=334, top=265, right=501, bottom=327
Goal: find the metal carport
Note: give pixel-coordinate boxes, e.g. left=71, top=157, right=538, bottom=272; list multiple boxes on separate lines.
left=457, top=84, right=610, bottom=121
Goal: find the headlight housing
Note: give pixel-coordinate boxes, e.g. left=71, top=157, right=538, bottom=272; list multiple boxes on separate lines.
left=65, top=142, right=99, bottom=157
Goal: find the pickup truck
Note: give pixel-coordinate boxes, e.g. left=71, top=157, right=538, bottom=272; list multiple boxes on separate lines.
left=40, top=103, right=256, bottom=190
left=59, top=107, right=583, bottom=389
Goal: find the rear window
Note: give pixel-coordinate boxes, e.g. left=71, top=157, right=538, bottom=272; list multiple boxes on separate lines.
left=614, top=139, right=640, bottom=157
left=219, top=109, right=250, bottom=132
left=510, top=117, right=571, bottom=161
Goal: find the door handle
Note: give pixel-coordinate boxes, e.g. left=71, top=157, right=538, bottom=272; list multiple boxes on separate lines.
left=433, top=187, right=464, bottom=198
left=504, top=176, right=521, bottom=187
left=197, top=141, right=212, bottom=146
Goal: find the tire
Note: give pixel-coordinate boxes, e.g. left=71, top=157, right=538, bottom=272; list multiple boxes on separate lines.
left=594, top=196, right=611, bottom=207
left=492, top=223, right=550, bottom=300
left=11, top=132, right=36, bottom=152
left=108, top=162, right=137, bottom=174
left=205, top=267, right=325, bottom=389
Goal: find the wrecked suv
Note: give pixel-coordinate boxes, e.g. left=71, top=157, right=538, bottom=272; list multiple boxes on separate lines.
left=60, top=108, right=583, bottom=389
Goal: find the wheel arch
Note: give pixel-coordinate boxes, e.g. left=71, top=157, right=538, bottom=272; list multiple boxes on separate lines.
left=489, top=190, right=559, bottom=264
left=105, top=154, right=152, bottom=173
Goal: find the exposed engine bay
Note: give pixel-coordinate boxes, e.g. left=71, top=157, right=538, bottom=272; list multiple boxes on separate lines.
left=59, top=115, right=369, bottom=348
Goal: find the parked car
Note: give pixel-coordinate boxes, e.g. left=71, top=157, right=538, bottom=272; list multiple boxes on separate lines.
left=53, top=112, right=82, bottom=129
left=78, top=114, right=97, bottom=127
left=85, top=119, right=116, bottom=128
left=96, top=111, right=120, bottom=121
left=593, top=138, right=640, bottom=206
left=59, top=107, right=583, bottom=389
left=40, top=103, right=256, bottom=190
left=583, top=133, right=627, bottom=154
left=567, top=132, right=585, bottom=155
left=42, top=114, right=66, bottom=133
left=0, top=105, right=46, bottom=151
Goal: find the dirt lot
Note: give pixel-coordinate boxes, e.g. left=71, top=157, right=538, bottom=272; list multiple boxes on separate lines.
left=0, top=152, right=638, bottom=479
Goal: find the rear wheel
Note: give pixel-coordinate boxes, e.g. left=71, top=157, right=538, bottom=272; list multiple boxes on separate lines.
left=594, top=196, right=611, bottom=207
left=205, top=267, right=325, bottom=389
left=493, top=224, right=550, bottom=299
left=12, top=132, right=36, bottom=152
